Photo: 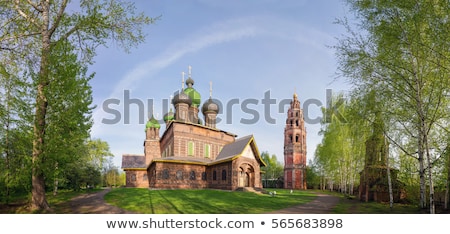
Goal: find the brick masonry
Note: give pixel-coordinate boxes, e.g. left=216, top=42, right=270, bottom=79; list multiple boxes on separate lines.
left=122, top=74, right=266, bottom=190
left=284, top=93, right=307, bottom=190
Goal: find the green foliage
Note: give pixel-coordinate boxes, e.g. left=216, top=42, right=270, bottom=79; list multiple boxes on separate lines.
left=0, top=0, right=156, bottom=210
left=62, top=163, right=100, bottom=191
left=260, top=151, right=284, bottom=188
left=0, top=51, right=34, bottom=204
left=104, top=168, right=123, bottom=187
left=306, top=162, right=321, bottom=189
left=314, top=93, right=368, bottom=194
left=88, top=138, right=114, bottom=171
left=41, top=40, right=95, bottom=190
left=335, top=0, right=450, bottom=211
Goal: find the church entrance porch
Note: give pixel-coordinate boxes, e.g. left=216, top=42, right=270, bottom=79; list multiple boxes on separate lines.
left=238, top=164, right=254, bottom=187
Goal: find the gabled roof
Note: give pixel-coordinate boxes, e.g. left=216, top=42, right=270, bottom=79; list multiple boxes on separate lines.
left=121, top=154, right=146, bottom=169
left=213, top=135, right=266, bottom=166
left=216, top=135, right=253, bottom=161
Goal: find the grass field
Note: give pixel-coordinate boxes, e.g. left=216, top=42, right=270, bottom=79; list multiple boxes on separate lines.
left=104, top=188, right=317, bottom=214
left=1, top=188, right=442, bottom=214
left=321, top=191, right=427, bottom=214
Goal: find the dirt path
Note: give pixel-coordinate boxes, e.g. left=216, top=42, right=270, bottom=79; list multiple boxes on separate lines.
left=268, top=193, right=341, bottom=214
left=67, top=188, right=134, bottom=214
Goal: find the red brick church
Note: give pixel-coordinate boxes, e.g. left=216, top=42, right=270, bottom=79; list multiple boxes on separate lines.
left=121, top=66, right=266, bottom=190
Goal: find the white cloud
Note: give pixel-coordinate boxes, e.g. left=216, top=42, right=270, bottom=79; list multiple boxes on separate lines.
left=91, top=17, right=262, bottom=137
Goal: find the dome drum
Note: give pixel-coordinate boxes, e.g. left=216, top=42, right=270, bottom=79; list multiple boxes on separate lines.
left=202, top=98, right=219, bottom=114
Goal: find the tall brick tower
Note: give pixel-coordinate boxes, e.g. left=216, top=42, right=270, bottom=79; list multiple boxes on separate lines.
left=284, top=93, right=307, bottom=189
left=144, top=115, right=161, bottom=166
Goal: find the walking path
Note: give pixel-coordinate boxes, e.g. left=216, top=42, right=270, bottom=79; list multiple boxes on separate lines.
left=268, top=193, right=341, bottom=214
left=68, top=188, right=134, bottom=214
left=66, top=189, right=340, bottom=214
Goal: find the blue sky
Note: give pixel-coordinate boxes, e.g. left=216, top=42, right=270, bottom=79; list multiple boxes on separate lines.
left=88, top=0, right=353, bottom=168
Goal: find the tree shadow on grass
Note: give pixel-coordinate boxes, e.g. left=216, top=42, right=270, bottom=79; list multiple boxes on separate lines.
left=156, top=190, right=184, bottom=214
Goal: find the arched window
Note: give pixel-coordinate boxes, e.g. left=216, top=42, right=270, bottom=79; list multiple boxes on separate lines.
left=202, top=172, right=207, bottom=181
left=190, top=171, right=196, bottom=180
left=213, top=170, right=217, bottom=180
left=222, top=170, right=227, bottom=180
left=176, top=170, right=183, bottom=180
left=296, top=120, right=299, bottom=126
left=296, top=135, right=299, bottom=142
left=162, top=169, right=169, bottom=179
left=289, top=135, right=293, bottom=143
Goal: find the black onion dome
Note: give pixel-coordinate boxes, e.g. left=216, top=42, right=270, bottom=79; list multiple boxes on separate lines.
left=202, top=98, right=219, bottom=114
left=186, top=77, right=194, bottom=87
left=172, top=91, right=192, bottom=106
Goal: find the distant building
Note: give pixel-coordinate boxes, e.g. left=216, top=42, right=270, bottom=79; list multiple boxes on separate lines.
left=358, top=113, right=405, bottom=202
left=121, top=67, right=266, bottom=190
left=283, top=93, right=307, bottom=189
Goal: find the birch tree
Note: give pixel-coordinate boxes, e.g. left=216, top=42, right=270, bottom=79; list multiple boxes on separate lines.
left=335, top=0, right=450, bottom=213
left=314, top=93, right=367, bottom=194
left=0, top=0, right=155, bottom=211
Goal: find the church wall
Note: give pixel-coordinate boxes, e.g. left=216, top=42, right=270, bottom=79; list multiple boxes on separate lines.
left=125, top=170, right=149, bottom=188
left=206, top=162, right=233, bottom=190
left=148, top=162, right=208, bottom=189
left=159, top=128, right=174, bottom=157
left=167, top=123, right=235, bottom=160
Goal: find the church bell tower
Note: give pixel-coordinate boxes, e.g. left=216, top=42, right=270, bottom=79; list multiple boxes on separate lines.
left=284, top=93, right=307, bottom=189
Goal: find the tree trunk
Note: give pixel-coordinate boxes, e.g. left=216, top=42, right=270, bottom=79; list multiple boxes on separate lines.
left=386, top=137, right=393, bottom=209
left=445, top=177, right=448, bottom=210
left=445, top=145, right=450, bottom=210
left=416, top=84, right=426, bottom=209
left=53, top=162, right=59, bottom=196
left=418, top=134, right=427, bottom=209
left=31, top=2, right=51, bottom=211
left=53, top=179, right=58, bottom=196
left=4, top=84, right=11, bottom=204
left=31, top=83, right=50, bottom=211
left=425, top=139, right=435, bottom=214
left=5, top=127, right=10, bottom=204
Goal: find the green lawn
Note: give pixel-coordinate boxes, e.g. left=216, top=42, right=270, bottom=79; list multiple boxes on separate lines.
left=104, top=188, right=317, bottom=214
left=333, top=198, right=423, bottom=214
left=315, top=190, right=425, bottom=214
left=3, top=188, right=433, bottom=214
